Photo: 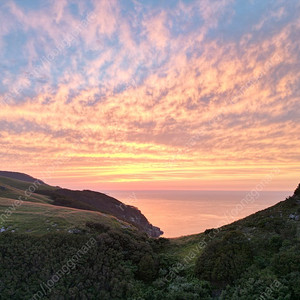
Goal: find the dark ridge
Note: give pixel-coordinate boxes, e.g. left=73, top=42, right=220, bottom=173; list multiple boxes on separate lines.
left=294, top=183, right=300, bottom=196
left=0, top=171, right=45, bottom=185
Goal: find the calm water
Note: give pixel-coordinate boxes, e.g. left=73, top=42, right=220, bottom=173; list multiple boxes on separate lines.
left=105, top=190, right=290, bottom=238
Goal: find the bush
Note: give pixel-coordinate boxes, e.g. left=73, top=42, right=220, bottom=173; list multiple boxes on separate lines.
left=85, top=221, right=110, bottom=233
left=137, top=254, right=158, bottom=282
left=195, top=231, right=253, bottom=285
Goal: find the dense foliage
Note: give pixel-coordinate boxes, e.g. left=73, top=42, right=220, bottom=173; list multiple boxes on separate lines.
left=195, top=231, right=253, bottom=285
left=0, top=230, right=212, bottom=299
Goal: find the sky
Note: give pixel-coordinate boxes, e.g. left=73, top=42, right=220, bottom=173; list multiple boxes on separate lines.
left=0, top=0, right=299, bottom=191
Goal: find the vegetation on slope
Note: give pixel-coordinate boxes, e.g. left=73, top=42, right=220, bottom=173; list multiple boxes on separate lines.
left=0, top=172, right=163, bottom=237
left=0, top=173, right=299, bottom=299
left=0, top=176, right=54, bottom=203
left=0, top=197, right=135, bottom=235
left=193, top=188, right=300, bottom=299
left=36, top=188, right=163, bottom=237
left=0, top=171, right=46, bottom=184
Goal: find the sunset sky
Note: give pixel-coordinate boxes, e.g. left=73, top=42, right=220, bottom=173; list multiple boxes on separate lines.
left=0, top=0, right=299, bottom=191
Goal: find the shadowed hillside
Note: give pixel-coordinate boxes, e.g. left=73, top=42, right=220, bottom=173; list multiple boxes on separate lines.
left=36, top=188, right=163, bottom=238
left=0, top=171, right=163, bottom=237
left=0, top=171, right=46, bottom=184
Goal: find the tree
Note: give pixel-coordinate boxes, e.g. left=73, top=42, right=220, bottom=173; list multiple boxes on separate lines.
left=137, top=254, right=157, bottom=282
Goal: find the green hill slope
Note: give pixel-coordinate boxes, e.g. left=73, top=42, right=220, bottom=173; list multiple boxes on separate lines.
left=0, top=197, right=136, bottom=235
left=0, top=172, right=163, bottom=237
left=0, top=171, right=46, bottom=184
left=0, top=175, right=55, bottom=203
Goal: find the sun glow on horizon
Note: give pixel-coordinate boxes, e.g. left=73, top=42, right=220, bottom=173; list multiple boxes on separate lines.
left=0, top=0, right=299, bottom=191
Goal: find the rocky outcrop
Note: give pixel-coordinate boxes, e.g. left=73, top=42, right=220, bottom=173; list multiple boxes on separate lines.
left=145, top=224, right=164, bottom=238
left=289, top=213, right=300, bottom=221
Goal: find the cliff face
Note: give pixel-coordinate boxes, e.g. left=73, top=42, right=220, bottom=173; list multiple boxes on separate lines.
left=45, top=188, right=163, bottom=238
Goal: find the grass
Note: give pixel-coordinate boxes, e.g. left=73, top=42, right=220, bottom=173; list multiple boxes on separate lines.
left=0, top=175, right=138, bottom=236
left=0, top=175, right=54, bottom=191
left=0, top=197, right=135, bottom=235
left=159, top=233, right=206, bottom=269
left=0, top=176, right=55, bottom=204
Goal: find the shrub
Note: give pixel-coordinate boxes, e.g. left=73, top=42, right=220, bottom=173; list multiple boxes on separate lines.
left=195, top=231, right=253, bottom=285
left=137, top=254, right=158, bottom=282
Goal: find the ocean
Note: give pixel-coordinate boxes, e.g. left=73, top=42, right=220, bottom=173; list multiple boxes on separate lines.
left=106, top=190, right=291, bottom=238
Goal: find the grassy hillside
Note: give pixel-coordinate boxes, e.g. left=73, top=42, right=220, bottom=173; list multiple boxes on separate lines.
left=0, top=172, right=163, bottom=237
left=37, top=188, right=163, bottom=237
left=168, top=188, right=300, bottom=256
left=0, top=175, right=55, bottom=203
left=0, top=171, right=46, bottom=184
left=146, top=189, right=300, bottom=299
left=0, top=197, right=136, bottom=235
